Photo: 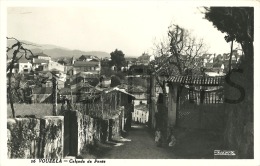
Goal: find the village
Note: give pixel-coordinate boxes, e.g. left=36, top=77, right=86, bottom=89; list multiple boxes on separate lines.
left=5, top=6, right=254, bottom=161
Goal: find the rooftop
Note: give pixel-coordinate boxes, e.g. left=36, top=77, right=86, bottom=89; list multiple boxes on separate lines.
left=33, top=59, right=49, bottom=64
left=166, top=75, right=224, bottom=86
left=78, top=55, right=99, bottom=60
left=33, top=87, right=53, bottom=94
left=104, top=87, right=135, bottom=99
left=134, top=104, right=148, bottom=112
left=18, top=58, right=31, bottom=63
left=35, top=53, right=50, bottom=57
left=73, top=61, right=99, bottom=67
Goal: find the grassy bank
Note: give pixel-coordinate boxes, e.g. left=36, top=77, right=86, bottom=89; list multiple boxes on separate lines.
left=7, top=104, right=62, bottom=118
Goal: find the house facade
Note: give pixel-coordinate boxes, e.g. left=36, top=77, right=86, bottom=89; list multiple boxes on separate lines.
left=132, top=104, right=149, bottom=124
left=72, top=61, right=100, bottom=75
left=18, top=59, right=32, bottom=73
left=35, top=53, right=51, bottom=61
left=78, top=55, right=99, bottom=62
left=46, top=60, right=65, bottom=73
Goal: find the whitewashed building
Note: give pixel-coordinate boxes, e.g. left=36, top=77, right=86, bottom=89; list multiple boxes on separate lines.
left=132, top=104, right=149, bottom=124
left=17, top=58, right=32, bottom=73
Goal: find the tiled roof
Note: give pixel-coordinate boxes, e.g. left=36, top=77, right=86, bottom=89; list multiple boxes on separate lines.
left=32, top=87, right=53, bottom=94
left=78, top=55, right=99, bottom=60
left=167, top=75, right=224, bottom=85
left=128, top=86, right=146, bottom=93
left=134, top=104, right=148, bottom=111
left=18, top=57, right=31, bottom=63
left=73, top=61, right=99, bottom=67
left=33, top=59, right=49, bottom=64
left=58, top=59, right=70, bottom=65
left=79, top=94, right=101, bottom=102
left=36, top=53, right=50, bottom=57
left=104, top=87, right=135, bottom=99
left=68, top=72, right=99, bottom=80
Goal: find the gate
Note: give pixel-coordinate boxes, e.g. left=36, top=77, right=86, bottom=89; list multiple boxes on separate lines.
left=176, top=85, right=226, bottom=130
left=63, top=110, right=77, bottom=157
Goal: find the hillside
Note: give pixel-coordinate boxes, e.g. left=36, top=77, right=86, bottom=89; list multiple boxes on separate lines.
left=7, top=39, right=110, bottom=60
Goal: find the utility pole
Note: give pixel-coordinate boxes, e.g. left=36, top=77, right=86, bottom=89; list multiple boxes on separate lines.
left=52, top=76, right=57, bottom=116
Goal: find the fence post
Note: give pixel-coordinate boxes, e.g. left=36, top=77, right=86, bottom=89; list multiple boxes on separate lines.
left=199, top=89, right=205, bottom=128
left=200, top=89, right=205, bottom=104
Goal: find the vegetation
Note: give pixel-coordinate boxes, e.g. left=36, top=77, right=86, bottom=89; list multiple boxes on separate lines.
left=149, top=23, right=208, bottom=144
left=7, top=37, right=34, bottom=118
left=100, top=66, right=115, bottom=77
left=109, top=49, right=126, bottom=71
left=204, top=7, right=254, bottom=158
left=7, top=104, right=62, bottom=118
left=8, top=118, right=39, bottom=158
left=111, top=75, right=121, bottom=87
left=150, top=24, right=207, bottom=93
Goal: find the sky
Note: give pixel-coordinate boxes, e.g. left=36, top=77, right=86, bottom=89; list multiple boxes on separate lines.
left=7, top=2, right=233, bottom=57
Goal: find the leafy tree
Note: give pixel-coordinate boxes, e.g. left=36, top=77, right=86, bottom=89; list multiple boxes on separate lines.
left=204, top=7, right=253, bottom=73
left=204, top=7, right=253, bottom=99
left=101, top=66, right=115, bottom=77
left=87, top=77, right=100, bottom=87
left=110, top=49, right=126, bottom=71
left=131, top=77, right=149, bottom=90
left=204, top=7, right=253, bottom=158
left=101, top=58, right=110, bottom=67
left=114, top=71, right=127, bottom=81
left=204, top=7, right=253, bottom=46
left=110, top=75, right=121, bottom=87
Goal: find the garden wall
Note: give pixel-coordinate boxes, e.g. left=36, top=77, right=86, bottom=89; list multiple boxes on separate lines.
left=223, top=69, right=254, bottom=159
left=74, top=110, right=121, bottom=156
left=7, top=110, right=123, bottom=158
left=7, top=104, right=62, bottom=118
left=7, top=116, right=64, bottom=159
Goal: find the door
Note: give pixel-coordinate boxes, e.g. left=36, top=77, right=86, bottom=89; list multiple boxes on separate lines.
left=63, top=111, right=71, bottom=157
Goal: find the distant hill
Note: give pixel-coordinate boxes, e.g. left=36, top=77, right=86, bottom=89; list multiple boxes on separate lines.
left=7, top=39, right=110, bottom=60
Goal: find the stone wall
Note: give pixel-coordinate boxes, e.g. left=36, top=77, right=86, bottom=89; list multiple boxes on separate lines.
left=40, top=116, right=64, bottom=158
left=74, top=111, right=122, bottom=156
left=111, top=115, right=121, bottom=139
left=7, top=116, right=64, bottom=159
left=7, top=110, right=123, bottom=158
left=223, top=103, right=253, bottom=158
left=223, top=68, right=254, bottom=159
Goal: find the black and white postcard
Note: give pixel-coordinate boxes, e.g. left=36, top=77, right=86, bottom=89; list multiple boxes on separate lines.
left=0, top=0, right=259, bottom=166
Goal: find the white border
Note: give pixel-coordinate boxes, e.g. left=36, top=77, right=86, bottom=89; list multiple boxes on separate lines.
left=1, top=0, right=260, bottom=166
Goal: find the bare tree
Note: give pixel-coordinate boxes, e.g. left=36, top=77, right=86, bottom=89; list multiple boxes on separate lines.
left=6, top=37, right=34, bottom=118
left=149, top=24, right=207, bottom=143
left=150, top=24, right=207, bottom=92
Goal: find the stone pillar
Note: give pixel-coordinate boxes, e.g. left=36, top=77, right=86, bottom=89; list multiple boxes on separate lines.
left=7, top=118, right=41, bottom=159
left=149, top=73, right=157, bottom=129
left=167, top=84, right=178, bottom=127
left=40, top=116, right=64, bottom=158
left=121, top=106, right=125, bottom=131
left=100, top=119, right=109, bottom=143
left=75, top=111, right=84, bottom=156
left=52, top=77, right=58, bottom=116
